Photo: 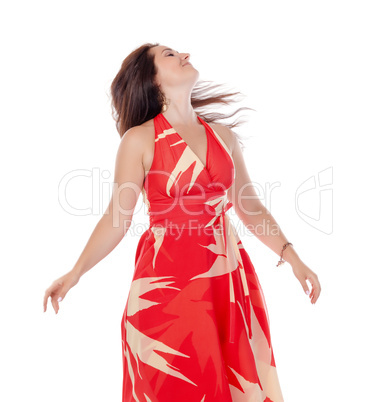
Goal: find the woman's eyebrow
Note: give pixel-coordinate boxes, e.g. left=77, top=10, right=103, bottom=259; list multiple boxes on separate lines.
left=161, top=48, right=179, bottom=54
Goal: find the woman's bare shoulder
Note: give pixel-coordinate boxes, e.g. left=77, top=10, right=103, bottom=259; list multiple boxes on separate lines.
left=209, top=123, right=236, bottom=153
left=121, top=118, right=156, bottom=172
left=121, top=118, right=156, bottom=149
left=123, top=118, right=154, bottom=136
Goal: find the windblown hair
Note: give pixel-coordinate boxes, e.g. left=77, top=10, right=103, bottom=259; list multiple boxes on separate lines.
left=110, top=42, right=252, bottom=146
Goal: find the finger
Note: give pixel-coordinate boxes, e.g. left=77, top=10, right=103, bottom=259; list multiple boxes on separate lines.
left=310, top=284, right=321, bottom=304
left=43, top=287, right=56, bottom=313
left=312, top=277, right=321, bottom=302
left=299, top=278, right=310, bottom=295
left=48, top=283, right=63, bottom=313
left=43, top=291, right=49, bottom=312
left=307, top=276, right=317, bottom=296
left=55, top=291, right=66, bottom=314
left=51, top=296, right=58, bottom=314
left=311, top=286, right=317, bottom=303
left=314, top=285, right=321, bottom=303
left=54, top=297, right=62, bottom=314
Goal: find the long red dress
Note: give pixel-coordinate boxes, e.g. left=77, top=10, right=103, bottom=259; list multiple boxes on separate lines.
left=121, top=112, right=284, bottom=402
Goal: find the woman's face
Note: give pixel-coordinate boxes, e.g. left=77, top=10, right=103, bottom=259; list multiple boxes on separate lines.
left=151, top=45, right=199, bottom=91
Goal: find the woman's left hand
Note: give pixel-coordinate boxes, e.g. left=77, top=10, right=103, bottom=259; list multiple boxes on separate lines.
left=291, top=260, right=321, bottom=304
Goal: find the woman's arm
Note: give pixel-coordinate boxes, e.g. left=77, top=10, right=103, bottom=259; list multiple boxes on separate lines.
left=44, top=126, right=148, bottom=314
left=70, top=126, right=147, bottom=280
left=221, top=126, right=321, bottom=304
left=227, top=132, right=301, bottom=265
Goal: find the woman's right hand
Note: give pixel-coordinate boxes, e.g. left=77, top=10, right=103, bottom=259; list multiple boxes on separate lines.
left=43, top=271, right=80, bottom=314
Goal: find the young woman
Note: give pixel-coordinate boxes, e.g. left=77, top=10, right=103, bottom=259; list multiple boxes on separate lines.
left=43, top=42, right=321, bottom=402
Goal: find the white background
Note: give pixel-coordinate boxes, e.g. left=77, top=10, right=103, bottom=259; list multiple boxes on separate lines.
left=1, top=0, right=390, bottom=401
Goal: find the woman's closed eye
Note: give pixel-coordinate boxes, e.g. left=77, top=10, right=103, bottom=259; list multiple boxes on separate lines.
left=165, top=50, right=179, bottom=57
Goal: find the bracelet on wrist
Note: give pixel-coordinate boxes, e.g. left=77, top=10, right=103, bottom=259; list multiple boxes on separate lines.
left=276, top=242, right=293, bottom=267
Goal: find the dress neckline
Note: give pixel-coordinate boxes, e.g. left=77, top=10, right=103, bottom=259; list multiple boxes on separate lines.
left=159, top=113, right=209, bottom=171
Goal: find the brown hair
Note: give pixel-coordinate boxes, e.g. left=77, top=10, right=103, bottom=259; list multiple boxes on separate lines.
left=110, top=42, right=253, bottom=146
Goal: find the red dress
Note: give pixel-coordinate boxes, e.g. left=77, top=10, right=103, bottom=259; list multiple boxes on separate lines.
left=121, top=112, right=284, bottom=402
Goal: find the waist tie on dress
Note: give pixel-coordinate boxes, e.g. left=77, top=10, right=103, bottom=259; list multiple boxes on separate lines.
left=147, top=193, right=252, bottom=344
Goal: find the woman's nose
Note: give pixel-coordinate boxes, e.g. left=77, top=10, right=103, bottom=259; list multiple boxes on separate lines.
left=181, top=52, right=190, bottom=60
